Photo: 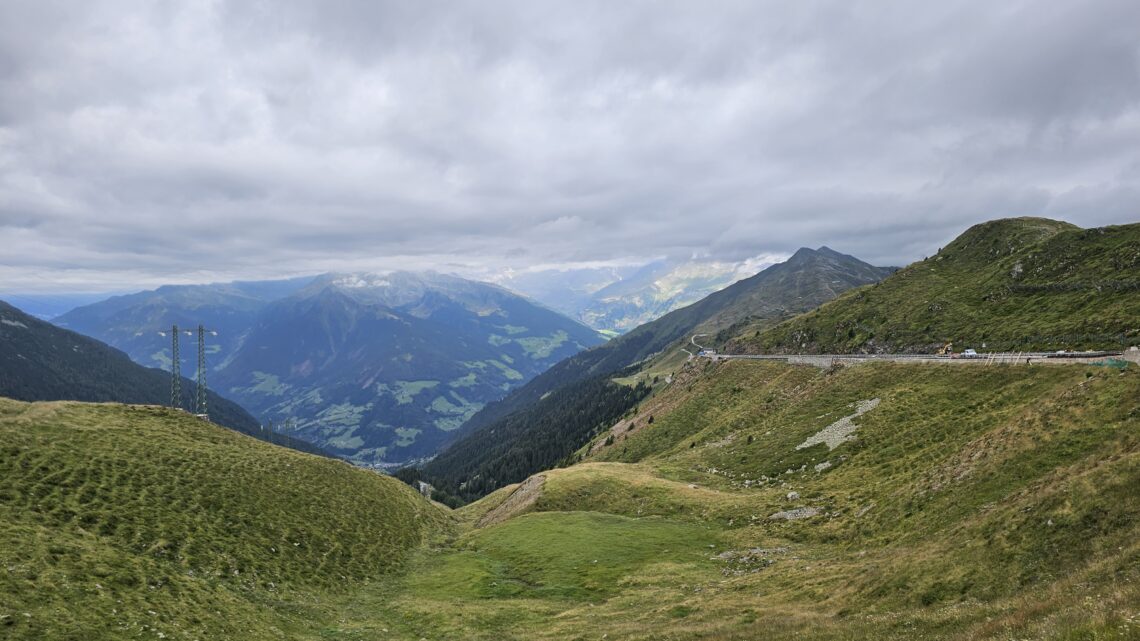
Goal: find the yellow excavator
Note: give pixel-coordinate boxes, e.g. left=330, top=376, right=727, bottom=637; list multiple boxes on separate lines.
left=936, top=341, right=953, bottom=356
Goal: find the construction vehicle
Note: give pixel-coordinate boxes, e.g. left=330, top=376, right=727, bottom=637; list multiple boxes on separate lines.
left=936, top=341, right=953, bottom=356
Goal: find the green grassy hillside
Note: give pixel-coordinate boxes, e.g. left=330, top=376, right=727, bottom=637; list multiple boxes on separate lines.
left=374, top=358, right=1138, bottom=640
left=4, top=360, right=1137, bottom=640
left=0, top=399, right=446, bottom=640
left=730, top=218, right=1140, bottom=354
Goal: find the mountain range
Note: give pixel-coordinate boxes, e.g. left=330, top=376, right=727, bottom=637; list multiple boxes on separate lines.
left=56, top=272, right=605, bottom=465
left=5, top=217, right=1138, bottom=640
left=55, top=277, right=315, bottom=371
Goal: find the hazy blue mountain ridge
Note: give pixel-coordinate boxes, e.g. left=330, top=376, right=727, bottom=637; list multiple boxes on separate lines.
left=210, top=272, right=605, bottom=465
left=55, top=277, right=315, bottom=373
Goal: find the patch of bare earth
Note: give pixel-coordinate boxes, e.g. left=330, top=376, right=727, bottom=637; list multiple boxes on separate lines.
left=476, top=474, right=546, bottom=528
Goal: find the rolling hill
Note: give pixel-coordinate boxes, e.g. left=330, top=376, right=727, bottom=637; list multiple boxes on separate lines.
left=0, top=300, right=322, bottom=455
left=730, top=218, right=1140, bottom=354
left=0, top=398, right=445, bottom=640
left=7, top=341, right=1134, bottom=640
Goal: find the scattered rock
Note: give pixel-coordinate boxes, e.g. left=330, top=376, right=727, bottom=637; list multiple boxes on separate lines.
left=714, top=547, right=787, bottom=576
left=813, top=461, right=832, bottom=472
left=769, top=507, right=821, bottom=521
left=786, top=491, right=800, bottom=501
left=796, top=398, right=881, bottom=451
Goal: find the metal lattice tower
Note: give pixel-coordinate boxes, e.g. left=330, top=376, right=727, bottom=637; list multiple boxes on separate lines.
left=170, top=324, right=181, bottom=409
left=196, top=324, right=208, bottom=418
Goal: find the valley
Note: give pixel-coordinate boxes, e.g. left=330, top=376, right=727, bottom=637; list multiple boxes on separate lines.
left=3, top=355, right=1136, bottom=640
left=2, top=218, right=1138, bottom=640
left=6, top=4, right=1140, bottom=638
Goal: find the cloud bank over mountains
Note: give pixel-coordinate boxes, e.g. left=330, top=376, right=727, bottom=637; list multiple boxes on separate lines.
left=2, top=0, right=1138, bottom=292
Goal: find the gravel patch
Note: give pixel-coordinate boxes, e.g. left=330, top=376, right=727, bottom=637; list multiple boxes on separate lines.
left=769, top=507, right=821, bottom=520
left=796, top=398, right=880, bottom=451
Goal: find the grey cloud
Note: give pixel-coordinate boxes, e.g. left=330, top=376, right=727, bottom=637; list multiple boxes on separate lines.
left=0, top=0, right=1138, bottom=293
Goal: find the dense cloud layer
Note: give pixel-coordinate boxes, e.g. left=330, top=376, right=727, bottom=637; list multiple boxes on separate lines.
left=2, top=0, right=1138, bottom=292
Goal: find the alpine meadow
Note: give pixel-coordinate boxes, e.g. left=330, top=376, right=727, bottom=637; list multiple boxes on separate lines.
left=2, top=2, right=1139, bottom=640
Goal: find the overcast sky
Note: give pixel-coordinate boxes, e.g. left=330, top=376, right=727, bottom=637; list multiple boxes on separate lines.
left=2, top=0, right=1138, bottom=293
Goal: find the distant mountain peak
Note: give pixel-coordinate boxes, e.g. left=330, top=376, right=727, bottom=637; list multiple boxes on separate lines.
left=329, top=273, right=395, bottom=289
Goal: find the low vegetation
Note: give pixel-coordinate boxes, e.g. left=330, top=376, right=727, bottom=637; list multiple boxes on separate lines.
left=4, top=354, right=1137, bottom=640
left=732, top=219, right=1140, bottom=353
left=322, top=357, right=1138, bottom=640
left=0, top=399, right=445, bottom=640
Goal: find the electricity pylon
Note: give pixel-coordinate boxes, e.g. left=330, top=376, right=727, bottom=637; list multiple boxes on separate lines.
left=170, top=324, right=181, bottom=409
left=163, top=323, right=215, bottom=417
left=196, top=324, right=208, bottom=418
